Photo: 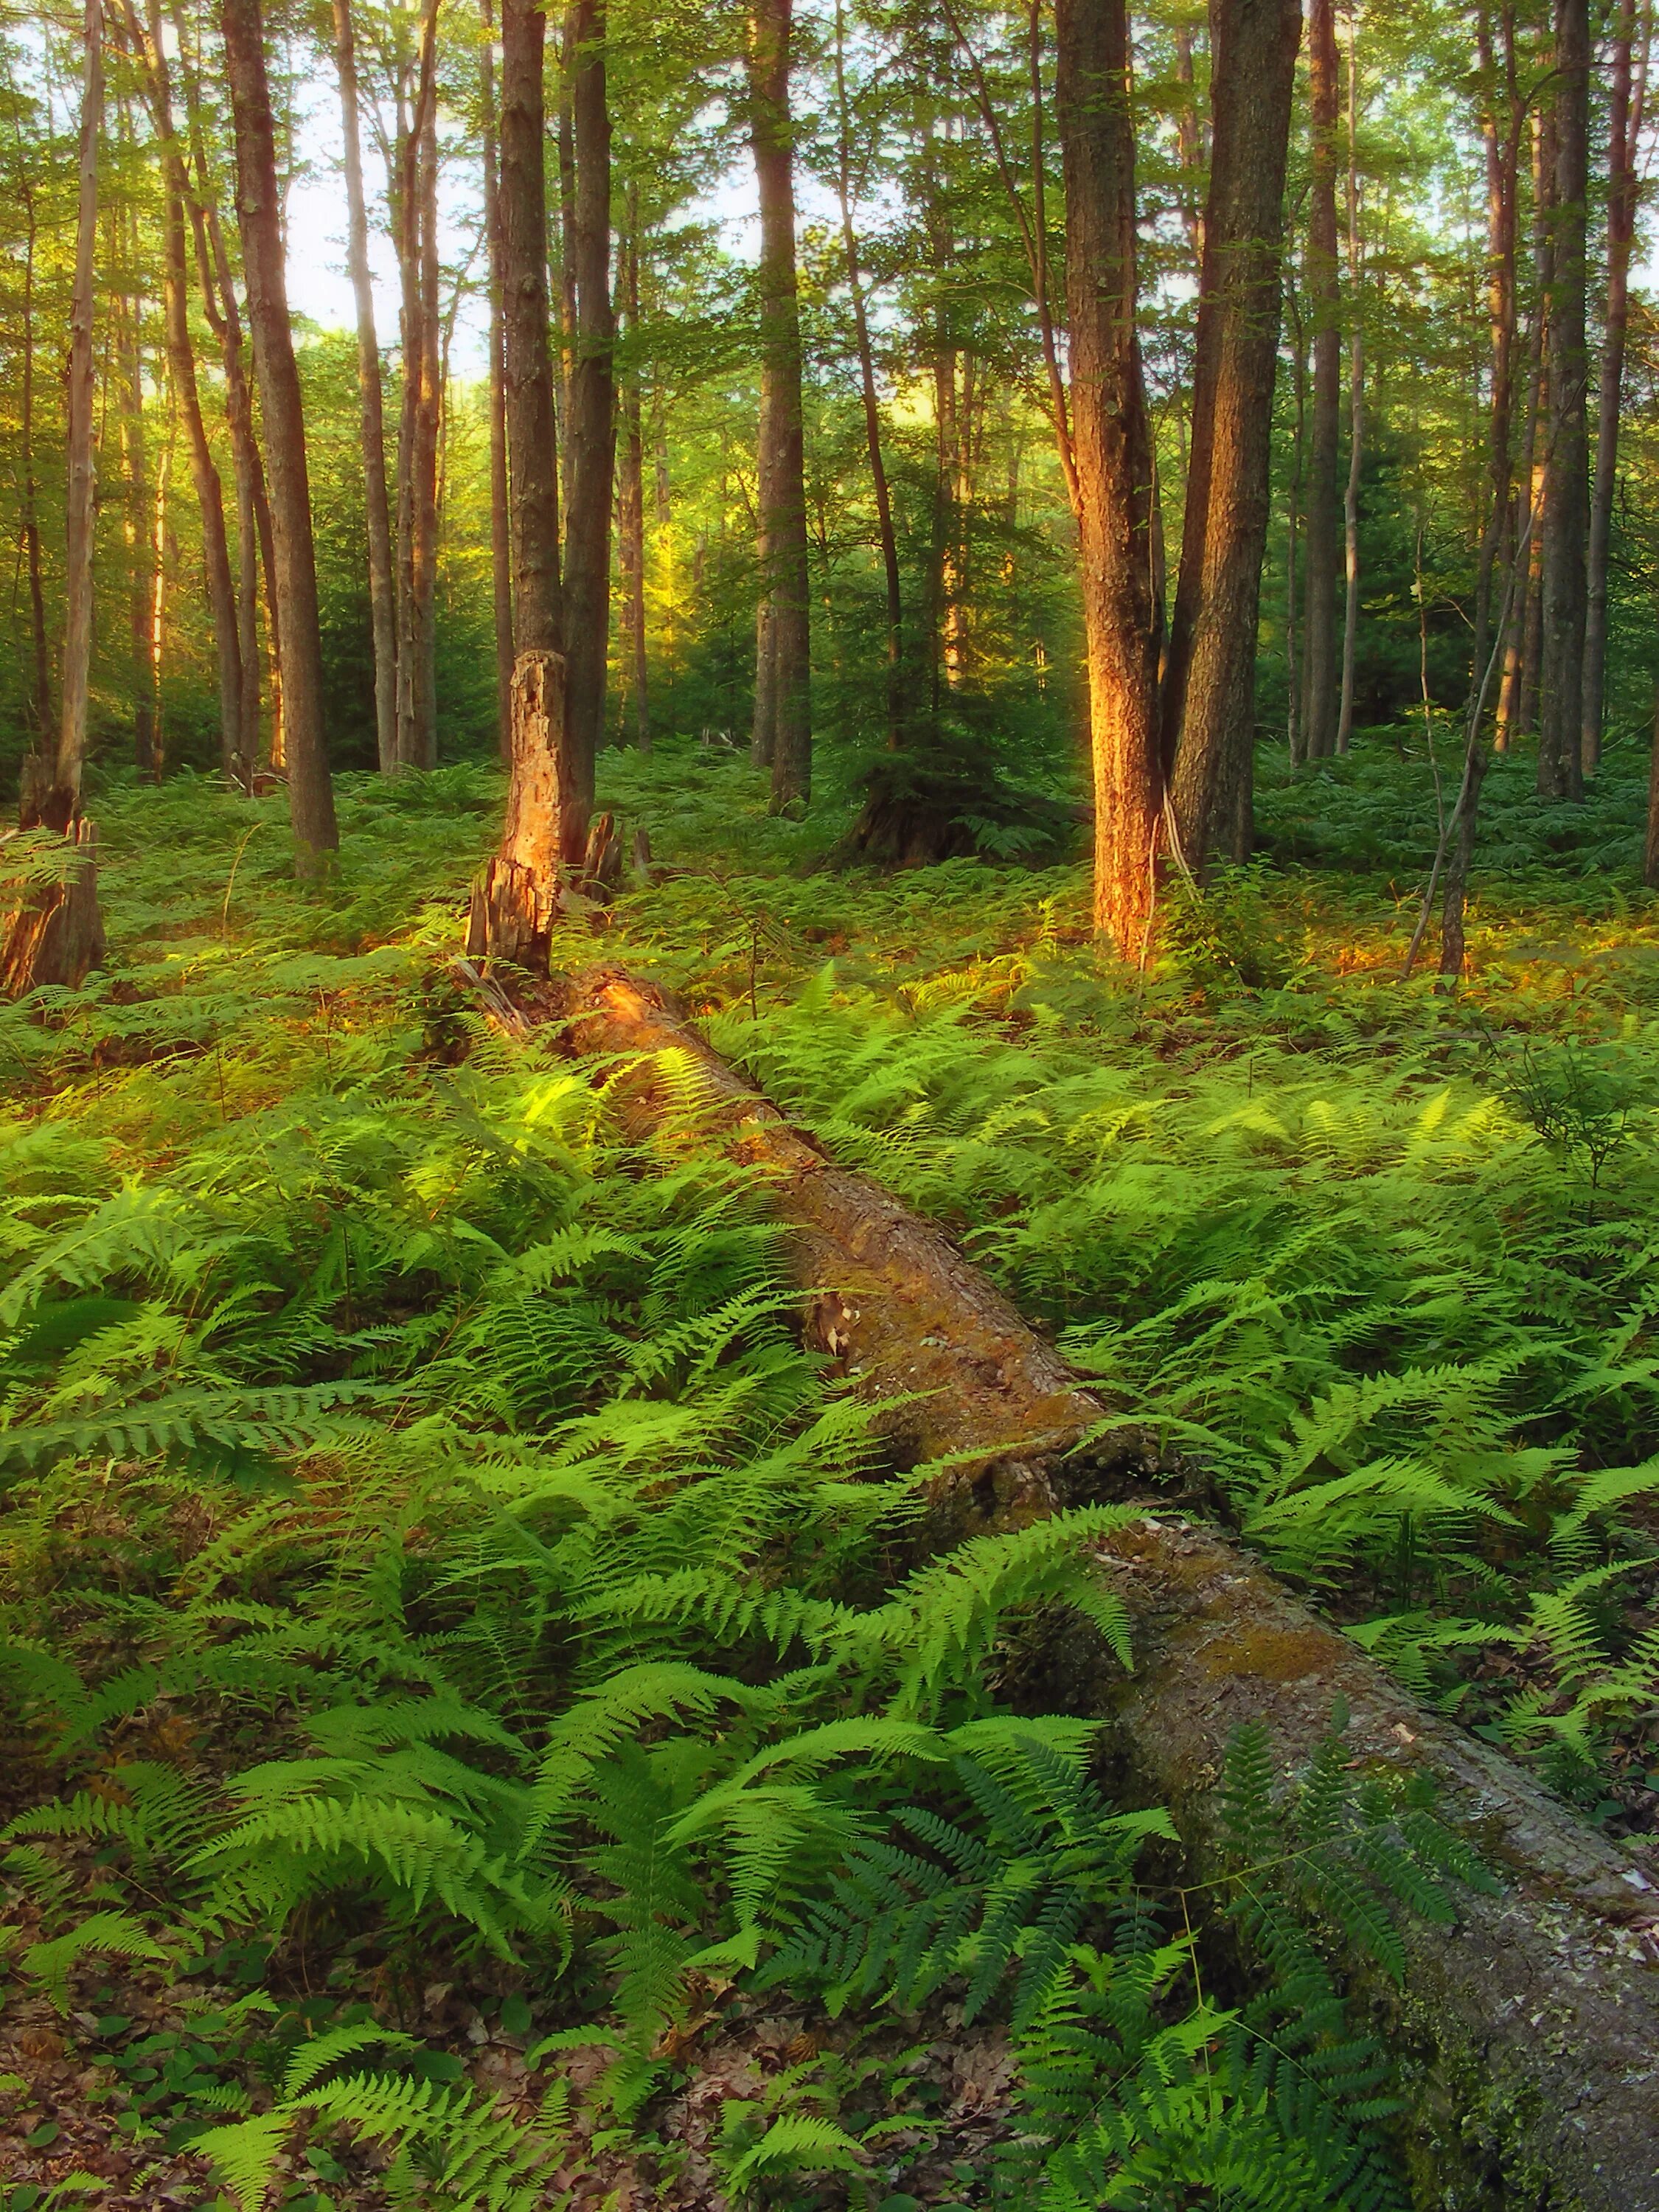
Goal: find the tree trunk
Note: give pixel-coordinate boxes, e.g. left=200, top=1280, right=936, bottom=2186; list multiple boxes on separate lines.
left=117, top=187, right=155, bottom=779
left=833, top=0, right=901, bottom=751
left=480, top=0, right=515, bottom=763
left=1284, top=260, right=1306, bottom=765
left=1335, top=4, right=1364, bottom=756
left=499, top=0, right=563, bottom=657
left=1537, top=0, right=1589, bottom=803
left=1161, top=0, right=1302, bottom=871
left=41, top=0, right=105, bottom=835
left=1470, top=2, right=1519, bottom=709
left=562, top=0, right=615, bottom=851
left=1582, top=0, right=1644, bottom=773
left=393, top=0, right=441, bottom=775
left=1300, top=0, right=1340, bottom=762
left=746, top=0, right=812, bottom=809
left=617, top=190, right=650, bottom=751
left=465, top=651, right=572, bottom=969
left=1054, top=0, right=1164, bottom=959
left=16, top=164, right=53, bottom=751
left=220, top=0, right=339, bottom=872
left=332, top=0, right=398, bottom=776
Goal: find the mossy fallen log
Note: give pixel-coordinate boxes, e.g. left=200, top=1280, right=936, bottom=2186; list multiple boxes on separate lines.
left=477, top=959, right=1659, bottom=2211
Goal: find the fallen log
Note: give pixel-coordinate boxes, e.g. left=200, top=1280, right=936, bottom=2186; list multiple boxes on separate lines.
left=484, top=961, right=1659, bottom=2211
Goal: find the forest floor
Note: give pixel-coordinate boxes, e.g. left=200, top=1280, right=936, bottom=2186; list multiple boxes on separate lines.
left=1, top=730, right=1657, bottom=2210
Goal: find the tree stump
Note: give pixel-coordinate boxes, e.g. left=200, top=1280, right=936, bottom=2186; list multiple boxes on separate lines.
left=0, top=816, right=105, bottom=995
left=466, top=648, right=569, bottom=970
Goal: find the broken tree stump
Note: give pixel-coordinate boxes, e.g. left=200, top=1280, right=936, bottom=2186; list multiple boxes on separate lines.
left=0, top=817, right=105, bottom=996
left=466, top=650, right=570, bottom=971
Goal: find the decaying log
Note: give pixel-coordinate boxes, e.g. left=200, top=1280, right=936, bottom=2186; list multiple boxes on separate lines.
left=466, top=648, right=570, bottom=969
left=521, top=964, right=1659, bottom=2212
left=1, top=818, right=105, bottom=996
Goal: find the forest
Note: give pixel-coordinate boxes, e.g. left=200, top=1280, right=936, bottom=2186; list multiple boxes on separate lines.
left=2, top=0, right=1659, bottom=2201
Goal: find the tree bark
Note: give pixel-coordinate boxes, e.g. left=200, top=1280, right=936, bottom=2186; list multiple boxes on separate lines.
left=480, top=0, right=515, bottom=763
left=392, top=0, right=441, bottom=774
left=1537, top=0, right=1590, bottom=802
left=746, top=0, right=812, bottom=809
left=1582, top=0, right=1645, bottom=773
left=832, top=0, right=901, bottom=751
left=1054, top=0, right=1164, bottom=959
left=1300, top=0, right=1340, bottom=762
left=499, top=0, right=563, bottom=657
left=1335, top=3, right=1364, bottom=756
left=1470, top=2, right=1519, bottom=710
left=617, top=189, right=650, bottom=751
left=465, top=651, right=572, bottom=969
left=1161, top=0, right=1302, bottom=871
left=332, top=0, right=398, bottom=776
left=41, top=0, right=105, bottom=835
left=562, top=0, right=615, bottom=849
left=220, top=0, right=339, bottom=871
left=1284, top=257, right=1306, bottom=765
left=15, top=159, right=53, bottom=751
left=116, top=177, right=155, bottom=780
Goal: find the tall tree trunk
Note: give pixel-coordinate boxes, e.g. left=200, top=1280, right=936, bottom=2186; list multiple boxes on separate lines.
left=557, top=18, right=579, bottom=534
left=481, top=0, right=514, bottom=762
left=1284, top=254, right=1306, bottom=765
left=147, top=417, right=172, bottom=782
left=1582, top=0, right=1645, bottom=772
left=833, top=0, right=901, bottom=748
left=40, top=0, right=105, bottom=834
left=16, top=162, right=53, bottom=750
left=1301, top=0, right=1340, bottom=761
left=116, top=183, right=154, bottom=779
left=1470, top=1, right=1519, bottom=708
left=1537, top=0, right=1589, bottom=801
left=220, top=0, right=339, bottom=870
left=747, top=0, right=812, bottom=808
left=332, top=0, right=398, bottom=776
left=1054, top=0, right=1164, bottom=957
left=1161, top=0, right=1303, bottom=870
left=472, top=0, right=572, bottom=965
left=562, top=0, right=615, bottom=847
left=1335, top=3, right=1364, bottom=755
left=393, top=0, right=441, bottom=774
left=617, top=189, right=650, bottom=751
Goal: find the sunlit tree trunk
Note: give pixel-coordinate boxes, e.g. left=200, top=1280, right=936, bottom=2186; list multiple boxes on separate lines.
left=617, top=188, right=650, bottom=751
left=115, top=174, right=155, bottom=778
left=393, top=0, right=441, bottom=773
left=1582, top=0, right=1646, bottom=772
left=563, top=0, right=615, bottom=842
left=1537, top=0, right=1588, bottom=801
left=221, top=0, right=339, bottom=870
left=1162, top=0, right=1303, bottom=869
left=1284, top=256, right=1306, bottom=765
left=1335, top=2, right=1364, bottom=756
left=1055, top=0, right=1164, bottom=956
left=746, top=0, right=812, bottom=807
left=16, top=159, right=53, bottom=751
left=332, top=0, right=398, bottom=775
left=480, top=0, right=514, bottom=762
left=1301, top=0, right=1340, bottom=760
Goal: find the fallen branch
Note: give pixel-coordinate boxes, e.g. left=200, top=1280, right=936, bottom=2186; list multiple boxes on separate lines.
left=478, top=961, right=1659, bottom=2209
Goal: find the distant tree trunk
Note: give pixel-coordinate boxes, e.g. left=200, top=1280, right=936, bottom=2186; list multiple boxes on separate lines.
left=147, top=420, right=171, bottom=780
left=39, top=0, right=105, bottom=834
left=617, top=189, right=650, bottom=751
left=116, top=181, right=155, bottom=778
left=1173, top=21, right=1206, bottom=267
left=16, top=164, right=53, bottom=750
left=393, top=0, right=441, bottom=774
left=480, top=0, right=514, bottom=762
left=1470, top=2, right=1519, bottom=707
left=1055, top=0, right=1164, bottom=957
left=221, top=0, right=339, bottom=871
left=1582, top=0, right=1645, bottom=772
left=557, top=15, right=579, bottom=532
left=4, top=0, right=106, bottom=995
left=1300, top=0, right=1340, bottom=761
left=833, top=0, right=901, bottom=749
left=1284, top=254, right=1306, bottom=765
left=562, top=0, right=615, bottom=847
left=474, top=0, right=571, bottom=963
left=1537, top=0, right=1589, bottom=802
left=1500, top=114, right=1550, bottom=751
left=747, top=0, right=812, bottom=808
left=332, top=0, right=398, bottom=776
left=1335, top=4, right=1364, bottom=756
left=1162, top=0, right=1302, bottom=870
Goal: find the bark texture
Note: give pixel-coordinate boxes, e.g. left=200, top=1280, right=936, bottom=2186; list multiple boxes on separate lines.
left=333, top=0, right=398, bottom=776
left=466, top=652, right=572, bottom=968
left=1537, top=0, right=1590, bottom=802
left=393, top=0, right=442, bottom=774
left=499, top=0, right=563, bottom=655
left=747, top=0, right=812, bottom=808
left=1300, top=0, right=1341, bottom=762
left=1161, top=0, right=1302, bottom=871
left=561, top=0, right=615, bottom=852
left=220, top=0, right=339, bottom=870
left=507, top=965, right=1659, bottom=2212
left=481, top=0, right=515, bottom=762
left=1054, top=0, right=1164, bottom=959
left=617, top=197, right=650, bottom=751
left=1, top=821, right=106, bottom=996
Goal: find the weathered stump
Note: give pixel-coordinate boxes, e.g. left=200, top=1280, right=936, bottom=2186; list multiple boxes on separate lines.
left=0, top=816, right=105, bottom=996
left=466, top=649, right=569, bottom=971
